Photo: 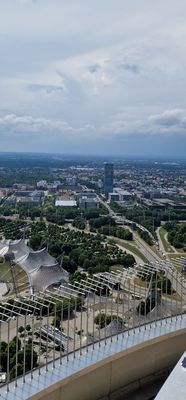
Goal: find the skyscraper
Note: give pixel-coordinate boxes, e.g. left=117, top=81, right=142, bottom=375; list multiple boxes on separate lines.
left=104, top=162, right=113, bottom=198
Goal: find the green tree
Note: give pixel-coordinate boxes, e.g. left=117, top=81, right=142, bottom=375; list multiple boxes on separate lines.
left=26, top=324, right=31, bottom=332
left=18, top=326, right=24, bottom=334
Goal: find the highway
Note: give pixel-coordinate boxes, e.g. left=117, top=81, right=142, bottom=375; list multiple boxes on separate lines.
left=98, top=196, right=161, bottom=264
left=99, top=196, right=155, bottom=239
left=98, top=196, right=186, bottom=301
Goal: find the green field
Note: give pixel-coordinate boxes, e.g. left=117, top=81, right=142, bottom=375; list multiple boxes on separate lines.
left=159, top=227, right=174, bottom=253
left=0, top=261, right=28, bottom=287
left=110, top=265, right=125, bottom=272
left=112, top=238, right=148, bottom=263
left=133, top=276, right=148, bottom=288
left=168, top=253, right=186, bottom=261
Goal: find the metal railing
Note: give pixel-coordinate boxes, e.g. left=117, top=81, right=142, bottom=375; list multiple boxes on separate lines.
left=0, top=258, right=186, bottom=394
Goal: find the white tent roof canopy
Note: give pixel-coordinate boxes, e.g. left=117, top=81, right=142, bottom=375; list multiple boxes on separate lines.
left=0, top=239, right=68, bottom=292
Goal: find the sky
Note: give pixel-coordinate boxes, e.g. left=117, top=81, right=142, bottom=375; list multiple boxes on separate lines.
left=0, top=0, right=186, bottom=157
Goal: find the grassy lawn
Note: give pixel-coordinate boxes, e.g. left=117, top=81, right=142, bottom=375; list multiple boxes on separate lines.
left=112, top=238, right=148, bottom=263
left=0, top=261, right=28, bottom=286
left=110, top=265, right=124, bottom=272
left=0, top=261, right=14, bottom=281
left=133, top=277, right=148, bottom=288
left=159, top=227, right=174, bottom=252
left=168, top=253, right=186, bottom=261
left=151, top=245, right=163, bottom=259
left=168, top=253, right=186, bottom=277
left=15, top=270, right=28, bottom=284
left=163, top=292, right=182, bottom=301
left=10, top=282, right=30, bottom=296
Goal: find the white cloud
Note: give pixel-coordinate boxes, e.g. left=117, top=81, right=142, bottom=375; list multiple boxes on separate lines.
left=0, top=113, right=72, bottom=135
left=0, top=0, right=186, bottom=154
left=0, top=113, right=96, bottom=139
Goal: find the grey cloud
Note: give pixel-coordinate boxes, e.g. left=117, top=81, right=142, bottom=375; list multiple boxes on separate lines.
left=100, top=108, right=186, bottom=138
left=28, top=83, right=64, bottom=94
left=119, top=63, right=140, bottom=74
left=56, top=69, right=91, bottom=100
left=149, top=109, right=186, bottom=129
left=88, top=64, right=101, bottom=74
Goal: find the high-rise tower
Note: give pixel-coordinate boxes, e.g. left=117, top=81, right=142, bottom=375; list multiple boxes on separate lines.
left=104, top=162, right=113, bottom=198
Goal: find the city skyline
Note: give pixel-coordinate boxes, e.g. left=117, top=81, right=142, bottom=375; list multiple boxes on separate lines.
left=0, top=1, right=186, bottom=156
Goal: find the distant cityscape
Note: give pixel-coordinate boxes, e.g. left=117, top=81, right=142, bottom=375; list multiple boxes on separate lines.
left=0, top=155, right=186, bottom=213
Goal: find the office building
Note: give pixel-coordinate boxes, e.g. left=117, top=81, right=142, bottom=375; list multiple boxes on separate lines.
left=79, top=196, right=99, bottom=210
left=104, top=162, right=113, bottom=198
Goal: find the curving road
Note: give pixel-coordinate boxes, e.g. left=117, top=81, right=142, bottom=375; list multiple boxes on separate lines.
left=99, top=196, right=160, bottom=264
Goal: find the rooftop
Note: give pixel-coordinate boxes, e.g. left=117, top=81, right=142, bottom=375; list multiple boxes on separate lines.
left=55, top=200, right=77, bottom=207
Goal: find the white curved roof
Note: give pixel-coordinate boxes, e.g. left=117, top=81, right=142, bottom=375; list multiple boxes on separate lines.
left=0, top=239, right=30, bottom=260
left=18, top=247, right=58, bottom=273
left=0, top=240, right=68, bottom=292
left=30, top=265, right=68, bottom=291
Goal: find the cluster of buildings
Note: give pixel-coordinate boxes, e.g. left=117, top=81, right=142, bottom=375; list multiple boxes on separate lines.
left=55, top=192, right=99, bottom=210
left=4, top=189, right=44, bottom=207
left=2, top=163, right=131, bottom=210
left=103, top=161, right=186, bottom=210
left=37, top=178, right=79, bottom=193
left=1, top=160, right=185, bottom=214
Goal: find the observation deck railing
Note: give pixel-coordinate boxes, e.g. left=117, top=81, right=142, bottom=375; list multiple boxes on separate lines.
left=0, top=258, right=185, bottom=399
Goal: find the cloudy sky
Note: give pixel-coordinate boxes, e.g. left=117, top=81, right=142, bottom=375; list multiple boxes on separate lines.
left=0, top=0, right=186, bottom=157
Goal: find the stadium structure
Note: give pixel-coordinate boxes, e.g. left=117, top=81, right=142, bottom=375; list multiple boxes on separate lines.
left=0, top=239, right=68, bottom=293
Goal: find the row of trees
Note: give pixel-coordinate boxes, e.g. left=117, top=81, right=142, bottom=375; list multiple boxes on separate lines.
left=98, top=225, right=133, bottom=240
left=0, top=218, right=27, bottom=240
left=164, top=222, right=186, bottom=249
left=89, top=216, right=116, bottom=229
left=28, top=222, right=136, bottom=273
left=110, top=202, right=186, bottom=235
left=0, top=167, right=54, bottom=187
left=72, top=216, right=86, bottom=230
left=0, top=215, right=136, bottom=277
left=138, top=230, right=153, bottom=245
left=0, top=337, right=38, bottom=380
